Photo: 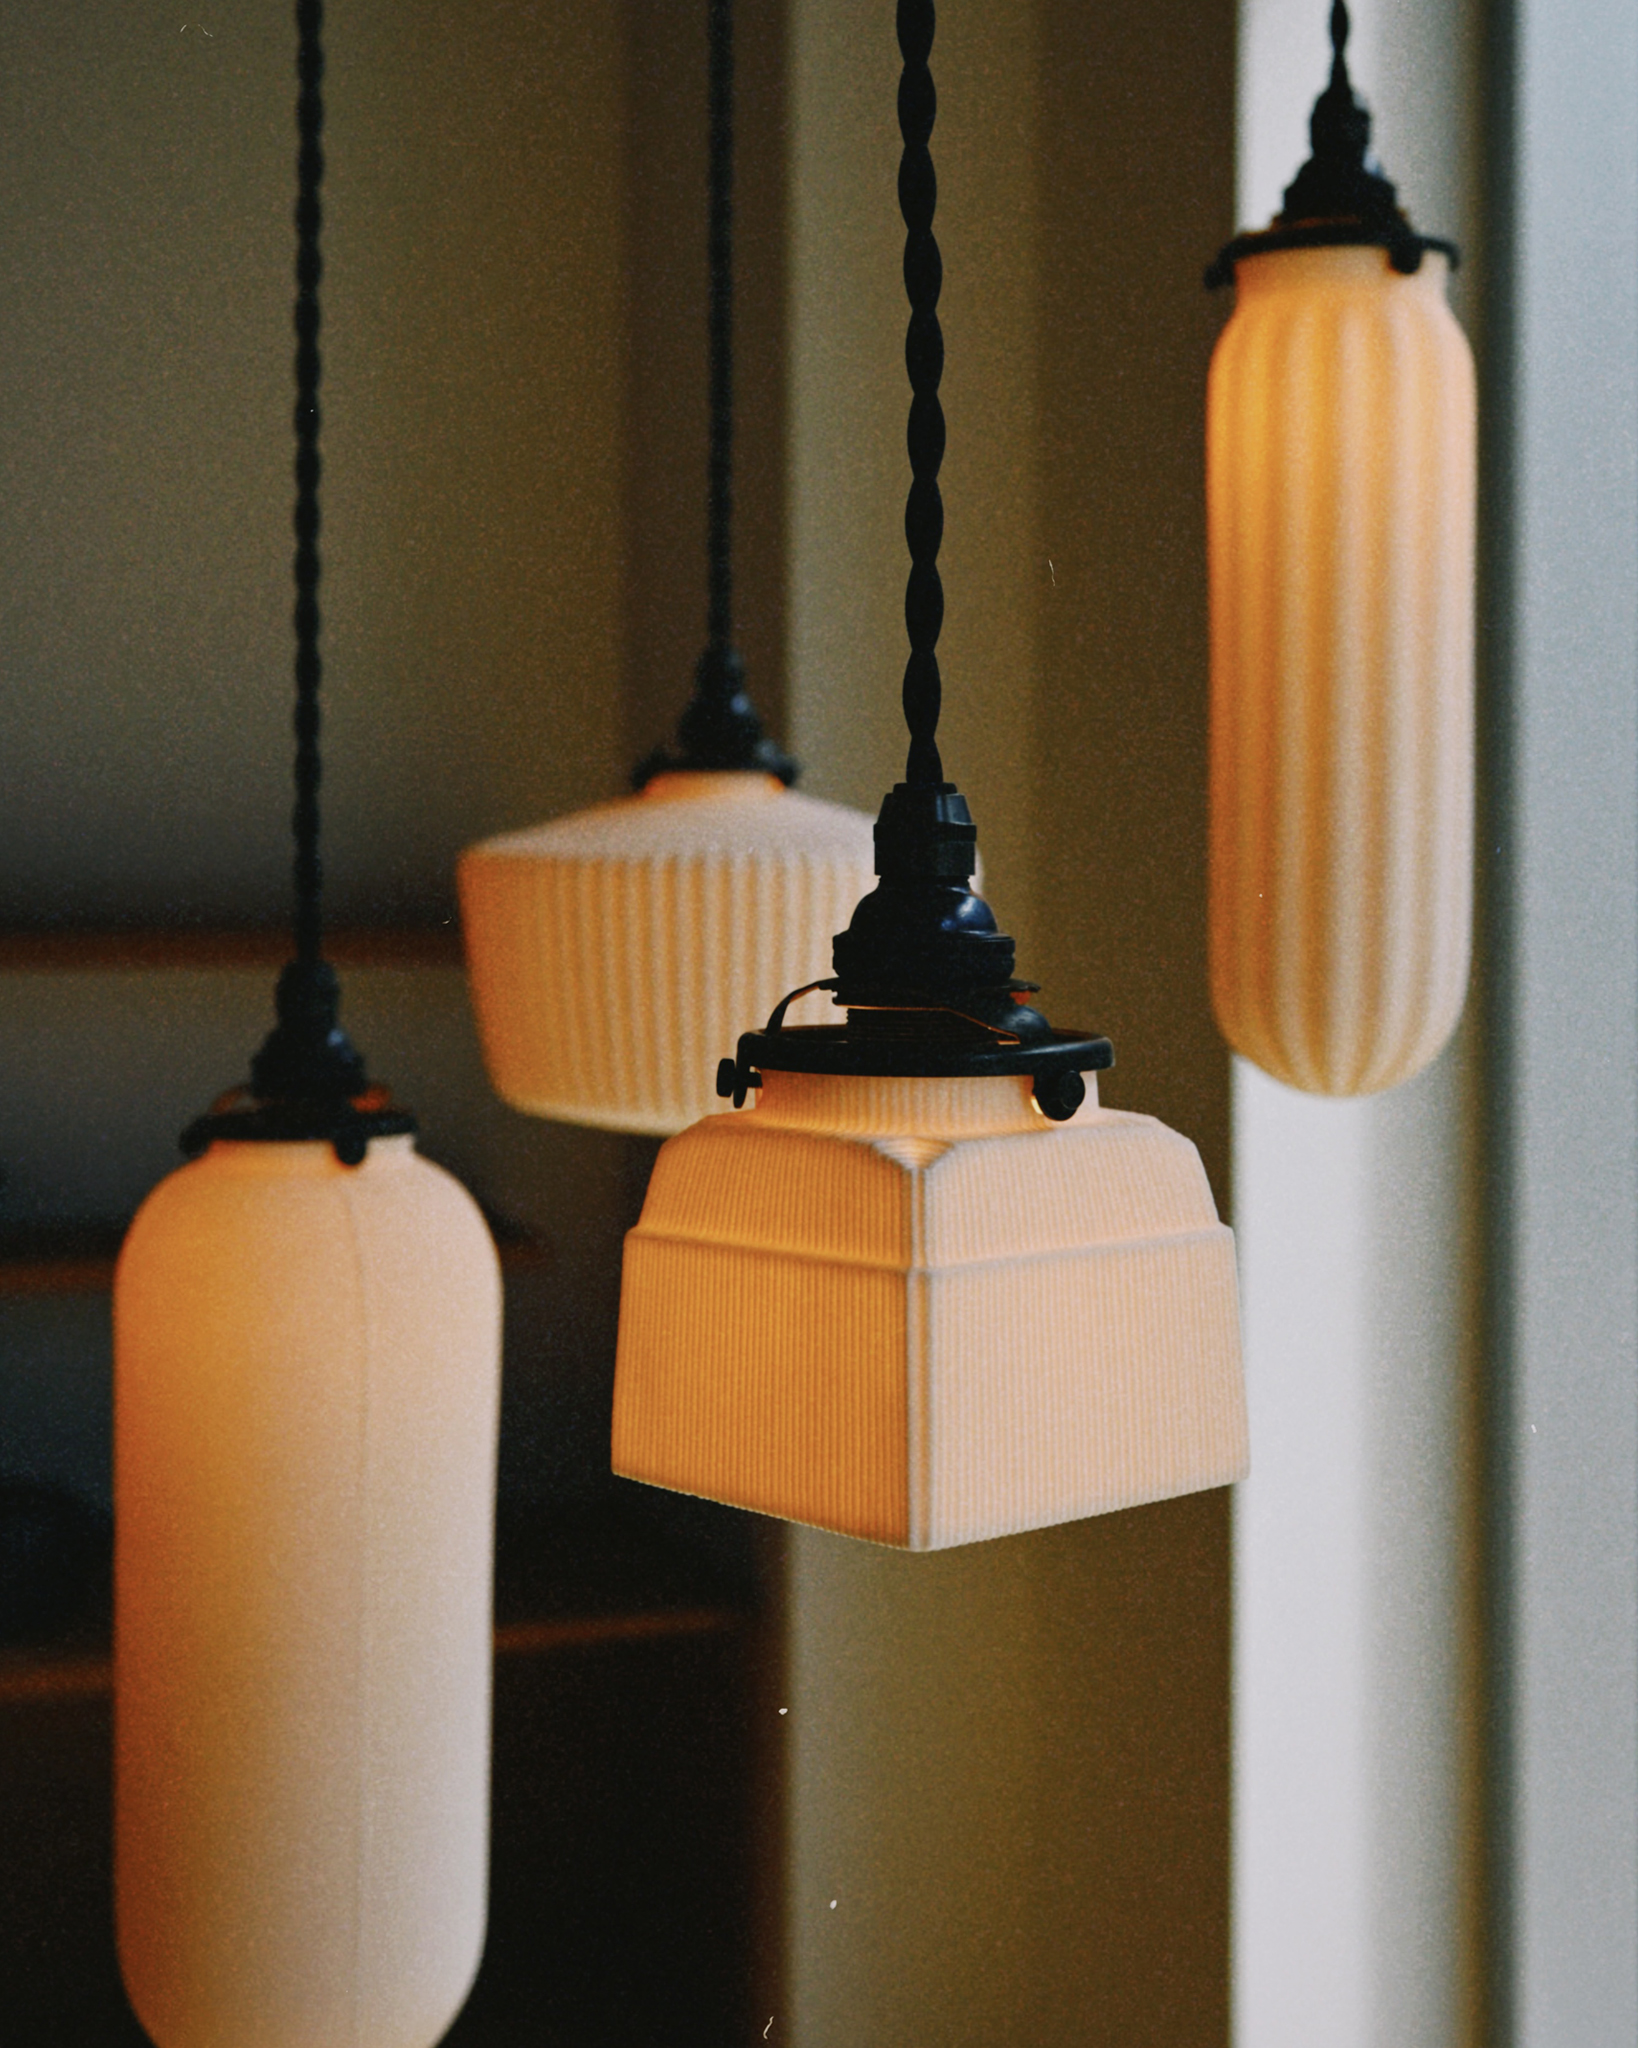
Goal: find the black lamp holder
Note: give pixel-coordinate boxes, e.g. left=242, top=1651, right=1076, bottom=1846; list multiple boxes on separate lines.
left=1206, top=0, right=1458, bottom=288
left=633, top=0, right=796, bottom=789
left=716, top=0, right=1110, bottom=1124
left=182, top=0, right=413, bottom=1168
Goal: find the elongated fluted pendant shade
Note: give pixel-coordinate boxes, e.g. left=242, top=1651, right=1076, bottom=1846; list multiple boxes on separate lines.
left=459, top=770, right=875, bottom=1134
left=1207, top=245, right=1476, bottom=1091
left=114, top=1136, right=501, bottom=2048
left=1207, top=244, right=1476, bottom=1095
left=612, top=1070, right=1246, bottom=1549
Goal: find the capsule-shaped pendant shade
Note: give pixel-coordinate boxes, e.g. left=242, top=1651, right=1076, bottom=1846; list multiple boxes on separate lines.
left=459, top=770, right=876, bottom=1135
left=114, top=1136, right=501, bottom=2048
left=1207, top=244, right=1476, bottom=1094
left=612, top=1069, right=1247, bottom=1550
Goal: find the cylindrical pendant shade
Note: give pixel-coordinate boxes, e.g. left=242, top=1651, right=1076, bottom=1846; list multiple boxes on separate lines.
left=1207, top=244, right=1476, bottom=1094
left=612, top=1070, right=1246, bottom=1550
left=459, top=770, right=876, bottom=1134
left=114, top=1135, right=501, bottom=2048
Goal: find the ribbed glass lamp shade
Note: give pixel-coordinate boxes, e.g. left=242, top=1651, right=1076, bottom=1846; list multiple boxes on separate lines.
left=1207, top=244, right=1476, bottom=1094
left=612, top=1069, right=1246, bottom=1549
left=114, top=1136, right=501, bottom=2048
left=459, top=769, right=876, bottom=1134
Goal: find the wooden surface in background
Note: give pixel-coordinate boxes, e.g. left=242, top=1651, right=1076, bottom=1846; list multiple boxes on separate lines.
left=0, top=928, right=465, bottom=972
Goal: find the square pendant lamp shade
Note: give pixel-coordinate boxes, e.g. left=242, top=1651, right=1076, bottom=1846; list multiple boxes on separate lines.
left=113, top=11, right=501, bottom=2044
left=612, top=0, right=1247, bottom=1551
left=614, top=1070, right=1245, bottom=1550
left=459, top=0, right=873, bottom=1137
left=460, top=769, right=875, bottom=1134
left=1205, top=2, right=1476, bottom=1095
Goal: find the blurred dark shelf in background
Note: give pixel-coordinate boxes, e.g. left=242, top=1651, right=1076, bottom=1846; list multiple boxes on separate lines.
left=0, top=918, right=780, bottom=2042
left=0, top=927, right=465, bottom=972
left=0, top=1493, right=778, bottom=2045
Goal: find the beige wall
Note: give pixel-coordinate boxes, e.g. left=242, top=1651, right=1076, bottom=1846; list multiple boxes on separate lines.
left=624, top=0, right=790, bottom=768
left=787, top=0, right=1040, bottom=959
left=0, top=0, right=796, bottom=925
left=0, top=2, right=632, bottom=929
left=783, top=2, right=1236, bottom=2041
left=0, top=1, right=778, bottom=1513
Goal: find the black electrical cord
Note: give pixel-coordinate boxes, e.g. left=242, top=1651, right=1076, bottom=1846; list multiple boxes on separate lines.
left=715, top=0, right=1110, bottom=1120
left=706, top=0, right=734, bottom=665
left=635, top=0, right=795, bottom=787
left=182, top=0, right=413, bottom=1163
left=1326, top=0, right=1350, bottom=97
left=897, top=0, right=945, bottom=789
left=292, top=0, right=325, bottom=972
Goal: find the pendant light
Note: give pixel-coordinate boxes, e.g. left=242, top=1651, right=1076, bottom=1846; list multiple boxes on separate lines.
left=458, top=0, right=875, bottom=1137
left=113, top=10, right=501, bottom=2044
left=1204, top=1, right=1476, bottom=1096
left=610, top=0, right=1247, bottom=1553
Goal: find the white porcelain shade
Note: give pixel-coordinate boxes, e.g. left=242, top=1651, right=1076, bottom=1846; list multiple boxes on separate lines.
left=612, top=1070, right=1247, bottom=1550
left=1207, top=245, right=1476, bottom=1094
left=113, top=1135, right=501, bottom=2048
left=459, top=770, right=877, bottom=1135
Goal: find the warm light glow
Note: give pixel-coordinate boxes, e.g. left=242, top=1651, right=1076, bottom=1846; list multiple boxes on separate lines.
left=458, top=770, right=876, bottom=1137
left=1207, top=245, right=1476, bottom=1094
left=114, top=1135, right=501, bottom=2048
left=612, top=1070, right=1246, bottom=1549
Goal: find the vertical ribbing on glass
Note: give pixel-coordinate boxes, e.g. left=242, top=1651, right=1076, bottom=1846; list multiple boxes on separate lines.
left=457, top=779, right=877, bottom=1134
left=1207, top=247, right=1475, bottom=1094
left=611, top=1074, right=1247, bottom=1548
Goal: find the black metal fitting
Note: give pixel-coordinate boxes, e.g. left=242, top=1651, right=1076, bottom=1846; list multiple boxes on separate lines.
left=1205, top=0, right=1458, bottom=288
left=712, top=778, right=1114, bottom=1124
left=701, top=4, right=1113, bottom=1126
left=249, top=958, right=364, bottom=1101
left=716, top=995, right=1111, bottom=1124
left=181, top=5, right=416, bottom=1172
left=181, top=959, right=415, bottom=1165
left=833, top=783, right=1012, bottom=990
left=181, top=1089, right=415, bottom=1167
left=633, top=647, right=798, bottom=789
left=630, top=0, right=798, bottom=794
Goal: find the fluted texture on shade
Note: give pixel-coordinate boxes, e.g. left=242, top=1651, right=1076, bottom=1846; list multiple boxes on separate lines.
left=458, top=770, right=877, bottom=1134
left=114, top=1137, right=501, bottom=2048
left=1207, top=245, right=1476, bottom=1094
left=612, top=1071, right=1246, bottom=1550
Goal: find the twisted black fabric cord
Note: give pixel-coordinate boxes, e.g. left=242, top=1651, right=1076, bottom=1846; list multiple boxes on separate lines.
left=898, top=0, right=944, bottom=789
left=293, top=0, right=325, bottom=969
left=706, top=0, right=734, bottom=664
left=633, top=0, right=794, bottom=786
left=189, top=0, right=406, bottom=1143
left=1329, top=0, right=1351, bottom=84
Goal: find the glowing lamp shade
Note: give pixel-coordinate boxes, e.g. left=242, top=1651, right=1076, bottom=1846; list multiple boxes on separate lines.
left=114, top=1136, right=501, bottom=2048
left=1207, top=247, right=1476, bottom=1093
left=459, top=770, right=875, bottom=1134
left=1205, top=17, right=1478, bottom=1096
left=612, top=1070, right=1246, bottom=1549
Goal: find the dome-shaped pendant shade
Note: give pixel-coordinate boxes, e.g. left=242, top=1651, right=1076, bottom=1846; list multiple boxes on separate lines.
left=459, top=770, right=876, bottom=1134
left=612, top=1070, right=1246, bottom=1549
left=114, top=1136, right=501, bottom=2048
left=1207, top=245, right=1476, bottom=1093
